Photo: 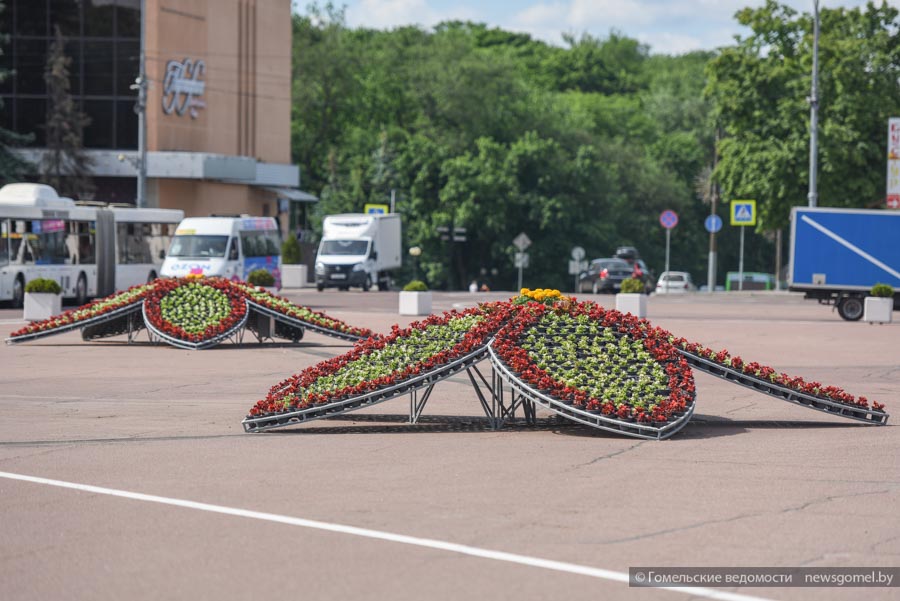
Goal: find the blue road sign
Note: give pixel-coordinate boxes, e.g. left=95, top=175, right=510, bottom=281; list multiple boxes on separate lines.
left=659, top=209, right=679, bottom=229
left=704, top=214, right=723, bottom=233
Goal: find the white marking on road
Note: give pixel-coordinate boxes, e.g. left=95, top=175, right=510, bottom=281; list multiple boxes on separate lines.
left=0, top=471, right=775, bottom=601
left=800, top=215, right=900, bottom=280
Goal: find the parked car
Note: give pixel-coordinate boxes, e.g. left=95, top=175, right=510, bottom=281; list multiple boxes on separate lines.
left=578, top=258, right=633, bottom=294
left=614, top=246, right=655, bottom=293
left=656, top=271, right=695, bottom=294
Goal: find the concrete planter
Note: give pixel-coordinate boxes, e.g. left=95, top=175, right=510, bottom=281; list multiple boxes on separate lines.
left=281, top=264, right=308, bottom=288
left=615, top=293, right=647, bottom=318
left=863, top=297, right=893, bottom=324
left=399, top=291, right=432, bottom=316
left=24, top=292, right=62, bottom=322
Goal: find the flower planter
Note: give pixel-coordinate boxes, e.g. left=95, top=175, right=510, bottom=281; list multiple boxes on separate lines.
left=23, top=292, right=62, bottom=322
left=399, top=290, right=432, bottom=316
left=863, top=297, right=893, bottom=324
left=281, top=264, right=308, bottom=289
left=615, top=292, right=647, bottom=318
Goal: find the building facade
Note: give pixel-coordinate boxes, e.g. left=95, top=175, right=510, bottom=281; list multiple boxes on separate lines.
left=1, top=0, right=313, bottom=232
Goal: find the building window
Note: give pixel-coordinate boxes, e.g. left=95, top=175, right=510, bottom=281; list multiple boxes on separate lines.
left=4, top=0, right=140, bottom=150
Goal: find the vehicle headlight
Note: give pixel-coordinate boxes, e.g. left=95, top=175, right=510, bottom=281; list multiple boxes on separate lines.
left=315, top=262, right=326, bottom=273
left=352, top=263, right=366, bottom=272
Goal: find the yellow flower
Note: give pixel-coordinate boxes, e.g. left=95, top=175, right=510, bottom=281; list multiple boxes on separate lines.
left=520, top=288, right=530, bottom=296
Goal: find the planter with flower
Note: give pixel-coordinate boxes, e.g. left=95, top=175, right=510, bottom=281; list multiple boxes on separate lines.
left=863, top=283, right=894, bottom=324
left=23, top=278, right=63, bottom=322
left=615, top=276, right=647, bottom=318
left=399, top=280, right=431, bottom=315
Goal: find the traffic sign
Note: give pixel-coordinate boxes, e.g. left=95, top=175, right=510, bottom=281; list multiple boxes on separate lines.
left=364, top=203, right=389, bottom=214
left=514, top=252, right=530, bottom=268
left=513, top=232, right=532, bottom=251
left=571, top=246, right=585, bottom=261
left=660, top=209, right=679, bottom=229
left=704, top=214, right=723, bottom=233
left=568, top=259, right=587, bottom=275
left=730, top=200, right=757, bottom=226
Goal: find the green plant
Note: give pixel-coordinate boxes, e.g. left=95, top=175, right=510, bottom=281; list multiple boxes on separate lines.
left=403, top=280, right=428, bottom=292
left=619, top=277, right=644, bottom=294
left=281, top=236, right=302, bottom=264
left=24, top=278, right=62, bottom=294
left=870, top=283, right=894, bottom=298
left=248, top=269, right=275, bottom=287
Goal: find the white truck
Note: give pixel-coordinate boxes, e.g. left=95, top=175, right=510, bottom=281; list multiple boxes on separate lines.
left=314, top=213, right=401, bottom=291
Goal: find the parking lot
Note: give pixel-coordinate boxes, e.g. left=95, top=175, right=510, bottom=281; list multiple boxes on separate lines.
left=1, top=289, right=898, bottom=600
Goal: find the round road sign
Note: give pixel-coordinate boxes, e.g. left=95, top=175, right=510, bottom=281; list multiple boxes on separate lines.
left=660, top=210, right=679, bottom=229
left=704, top=214, right=723, bottom=233
left=571, top=246, right=585, bottom=261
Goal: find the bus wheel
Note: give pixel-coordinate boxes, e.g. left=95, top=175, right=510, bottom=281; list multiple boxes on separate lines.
left=837, top=296, right=864, bottom=321
left=147, top=271, right=157, bottom=283
left=316, top=284, right=324, bottom=292
left=12, top=275, right=25, bottom=308
left=75, top=274, right=88, bottom=306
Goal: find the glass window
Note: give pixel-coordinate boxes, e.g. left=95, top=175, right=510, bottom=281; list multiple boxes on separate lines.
left=17, top=0, right=48, bottom=36
left=319, top=240, right=368, bottom=256
left=147, top=223, right=174, bottom=262
left=0, top=97, right=12, bottom=129
left=116, top=40, right=138, bottom=95
left=16, top=97, right=47, bottom=146
left=167, top=235, right=229, bottom=258
left=116, top=0, right=140, bottom=38
left=39, top=220, right=69, bottom=264
left=115, top=99, right=137, bottom=148
left=84, top=0, right=114, bottom=37
left=83, top=41, right=114, bottom=95
left=0, top=220, right=9, bottom=265
left=0, top=2, right=12, bottom=35
left=0, top=49, right=12, bottom=94
left=50, top=0, right=82, bottom=37
left=83, top=99, right=114, bottom=148
left=66, top=220, right=96, bottom=264
left=15, top=38, right=47, bottom=95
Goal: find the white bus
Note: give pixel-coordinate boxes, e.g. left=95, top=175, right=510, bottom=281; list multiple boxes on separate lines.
left=0, top=183, right=184, bottom=306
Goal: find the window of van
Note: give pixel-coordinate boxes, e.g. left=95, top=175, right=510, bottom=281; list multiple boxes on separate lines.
left=240, top=231, right=280, bottom=257
left=168, top=235, right=229, bottom=258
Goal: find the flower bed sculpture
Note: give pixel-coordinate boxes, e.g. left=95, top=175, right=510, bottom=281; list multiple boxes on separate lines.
left=7, top=277, right=372, bottom=348
left=244, top=288, right=887, bottom=438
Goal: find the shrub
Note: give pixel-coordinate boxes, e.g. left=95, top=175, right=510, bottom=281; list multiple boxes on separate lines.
left=281, top=236, right=302, bottom=264
left=619, top=277, right=644, bottom=294
left=24, top=278, right=62, bottom=294
left=403, top=280, right=428, bottom=292
left=871, top=283, right=894, bottom=298
left=248, top=269, right=275, bottom=287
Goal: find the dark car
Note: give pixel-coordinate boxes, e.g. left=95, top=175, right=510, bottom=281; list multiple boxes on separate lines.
left=614, top=247, right=655, bottom=293
left=577, top=258, right=633, bottom=294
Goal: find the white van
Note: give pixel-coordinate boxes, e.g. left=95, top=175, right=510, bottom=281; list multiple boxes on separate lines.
left=315, top=214, right=401, bottom=291
left=160, top=216, right=282, bottom=287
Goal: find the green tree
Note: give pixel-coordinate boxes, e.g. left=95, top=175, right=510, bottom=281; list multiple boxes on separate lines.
left=706, top=1, right=900, bottom=230
left=0, top=0, right=33, bottom=184
left=41, top=26, right=94, bottom=198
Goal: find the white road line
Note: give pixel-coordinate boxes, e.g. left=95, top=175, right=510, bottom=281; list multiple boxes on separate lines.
left=0, top=470, right=775, bottom=601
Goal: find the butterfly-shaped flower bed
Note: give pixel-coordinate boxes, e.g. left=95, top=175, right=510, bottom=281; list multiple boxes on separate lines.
left=489, top=297, right=696, bottom=440
left=6, top=277, right=373, bottom=349
left=242, top=303, right=515, bottom=432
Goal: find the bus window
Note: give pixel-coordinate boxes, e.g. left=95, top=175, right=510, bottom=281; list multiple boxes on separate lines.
left=148, top=223, right=175, bottom=261
left=38, top=220, right=68, bottom=264
left=0, top=220, right=8, bottom=265
left=241, top=231, right=281, bottom=257
left=67, top=221, right=95, bottom=265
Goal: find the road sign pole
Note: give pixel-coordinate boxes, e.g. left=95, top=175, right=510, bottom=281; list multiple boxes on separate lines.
left=665, top=228, right=671, bottom=276
left=518, top=263, right=523, bottom=291
left=707, top=250, right=716, bottom=294
left=738, top=226, right=745, bottom=292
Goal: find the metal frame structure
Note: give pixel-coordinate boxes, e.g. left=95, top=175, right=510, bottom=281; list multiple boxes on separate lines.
left=142, top=301, right=249, bottom=351
left=679, top=350, right=888, bottom=425
left=246, top=301, right=366, bottom=343
left=5, top=303, right=144, bottom=345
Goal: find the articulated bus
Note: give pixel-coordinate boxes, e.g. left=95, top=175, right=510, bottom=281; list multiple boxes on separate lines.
left=0, top=183, right=184, bottom=306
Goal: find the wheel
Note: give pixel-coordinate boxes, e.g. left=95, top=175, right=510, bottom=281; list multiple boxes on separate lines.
left=592, top=281, right=599, bottom=295
left=339, top=286, right=349, bottom=291
left=316, top=284, right=324, bottom=292
left=362, top=275, right=371, bottom=292
left=837, top=296, right=864, bottom=321
left=378, top=281, right=388, bottom=291
left=12, top=275, right=24, bottom=308
left=147, top=270, right=157, bottom=284
left=75, top=273, right=88, bottom=306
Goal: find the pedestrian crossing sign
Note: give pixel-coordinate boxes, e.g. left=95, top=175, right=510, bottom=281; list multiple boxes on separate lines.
left=730, top=200, right=756, bottom=226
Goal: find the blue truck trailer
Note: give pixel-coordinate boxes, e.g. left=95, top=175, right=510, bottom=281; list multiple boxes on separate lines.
left=789, top=207, right=900, bottom=320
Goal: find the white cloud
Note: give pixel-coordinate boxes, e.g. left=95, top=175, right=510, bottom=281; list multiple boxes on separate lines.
left=345, top=0, right=477, bottom=30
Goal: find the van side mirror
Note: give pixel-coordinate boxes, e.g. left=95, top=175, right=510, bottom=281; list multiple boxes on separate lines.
left=229, top=244, right=239, bottom=260
left=370, top=250, right=378, bottom=260
left=159, top=250, right=166, bottom=260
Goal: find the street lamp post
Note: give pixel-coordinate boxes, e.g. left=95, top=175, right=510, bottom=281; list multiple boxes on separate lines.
left=807, top=0, right=820, bottom=208
left=130, top=0, right=148, bottom=208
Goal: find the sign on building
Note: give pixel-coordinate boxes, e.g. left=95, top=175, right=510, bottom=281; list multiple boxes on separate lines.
left=888, top=118, right=900, bottom=209
left=162, top=58, right=206, bottom=119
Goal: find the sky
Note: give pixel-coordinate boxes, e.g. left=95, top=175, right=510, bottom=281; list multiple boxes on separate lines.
left=293, top=0, right=899, bottom=55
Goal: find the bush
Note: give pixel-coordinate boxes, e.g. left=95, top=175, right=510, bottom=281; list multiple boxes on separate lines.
left=248, top=269, right=275, bottom=287
left=619, top=277, right=644, bottom=294
left=871, top=283, right=894, bottom=298
left=281, top=236, right=302, bottom=264
left=403, top=280, right=428, bottom=292
left=24, top=278, right=62, bottom=294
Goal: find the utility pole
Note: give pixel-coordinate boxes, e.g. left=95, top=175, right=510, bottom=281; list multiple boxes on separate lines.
left=131, top=0, right=148, bottom=208
left=807, top=0, right=819, bottom=208
left=707, top=129, right=720, bottom=293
